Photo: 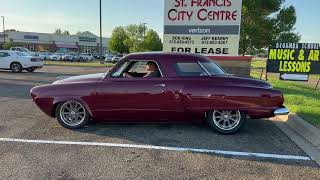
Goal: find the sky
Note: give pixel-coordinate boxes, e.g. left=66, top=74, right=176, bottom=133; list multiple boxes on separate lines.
left=0, top=0, right=319, bottom=43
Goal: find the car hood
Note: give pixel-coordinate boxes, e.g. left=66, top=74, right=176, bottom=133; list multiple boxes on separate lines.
left=53, top=73, right=106, bottom=84
left=213, top=75, right=272, bottom=89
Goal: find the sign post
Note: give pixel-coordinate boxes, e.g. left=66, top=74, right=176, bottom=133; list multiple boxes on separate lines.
left=267, top=43, right=320, bottom=82
left=163, top=0, right=242, bottom=56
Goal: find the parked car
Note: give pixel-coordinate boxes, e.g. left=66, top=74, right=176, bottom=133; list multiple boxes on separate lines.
left=10, top=47, right=38, bottom=56
left=30, top=52, right=289, bottom=134
left=104, top=54, right=114, bottom=63
left=80, top=53, right=94, bottom=61
left=0, top=50, right=43, bottom=73
left=50, top=53, right=64, bottom=61
left=111, top=54, right=123, bottom=63
left=62, top=53, right=78, bottom=61
left=93, top=53, right=102, bottom=59
left=38, top=51, right=52, bottom=60
left=69, top=52, right=81, bottom=61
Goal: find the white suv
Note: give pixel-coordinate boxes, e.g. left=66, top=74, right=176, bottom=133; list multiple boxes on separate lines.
left=0, top=50, right=44, bottom=73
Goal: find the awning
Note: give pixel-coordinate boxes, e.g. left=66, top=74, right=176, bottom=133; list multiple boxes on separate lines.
left=56, top=44, right=78, bottom=49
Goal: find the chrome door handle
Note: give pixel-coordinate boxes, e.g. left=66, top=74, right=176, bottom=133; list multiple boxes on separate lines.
left=154, top=83, right=166, bottom=87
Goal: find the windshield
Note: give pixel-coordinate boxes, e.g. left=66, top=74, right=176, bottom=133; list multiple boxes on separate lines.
left=15, top=52, right=29, bottom=56
left=21, top=48, right=32, bottom=52
left=199, top=61, right=225, bottom=76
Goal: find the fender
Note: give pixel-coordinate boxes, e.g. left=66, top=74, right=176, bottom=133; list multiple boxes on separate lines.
left=53, top=96, right=94, bottom=118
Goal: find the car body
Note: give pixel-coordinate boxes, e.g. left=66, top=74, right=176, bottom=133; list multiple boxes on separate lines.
left=62, top=53, right=77, bottom=61
left=0, top=50, right=44, bottom=73
left=50, top=53, right=64, bottom=61
left=38, top=51, right=52, bottom=60
left=10, top=47, right=38, bottom=57
left=80, top=53, right=94, bottom=61
left=30, top=52, right=289, bottom=134
left=111, top=54, right=123, bottom=63
left=104, top=54, right=114, bottom=63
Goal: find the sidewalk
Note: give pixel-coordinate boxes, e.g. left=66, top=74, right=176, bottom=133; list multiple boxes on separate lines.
left=271, top=113, right=320, bottom=166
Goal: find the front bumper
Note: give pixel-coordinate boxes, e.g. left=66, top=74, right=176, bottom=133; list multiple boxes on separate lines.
left=274, top=107, right=289, bottom=116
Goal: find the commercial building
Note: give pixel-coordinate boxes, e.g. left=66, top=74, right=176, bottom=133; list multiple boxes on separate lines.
left=0, top=31, right=110, bottom=54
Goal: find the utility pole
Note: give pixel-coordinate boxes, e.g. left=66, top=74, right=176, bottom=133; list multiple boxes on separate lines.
left=1, top=16, right=5, bottom=46
left=142, top=22, right=147, bottom=40
left=99, top=0, right=104, bottom=64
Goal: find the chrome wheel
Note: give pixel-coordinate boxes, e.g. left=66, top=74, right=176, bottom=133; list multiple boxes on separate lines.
left=212, top=110, right=241, bottom=131
left=60, top=101, right=86, bottom=127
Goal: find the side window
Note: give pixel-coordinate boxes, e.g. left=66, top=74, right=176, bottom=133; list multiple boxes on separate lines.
left=175, top=63, right=208, bottom=77
left=111, top=60, right=162, bottom=78
left=11, top=48, right=16, bottom=51
left=111, top=61, right=130, bottom=77
left=0, top=52, right=10, bottom=58
left=129, top=61, right=148, bottom=73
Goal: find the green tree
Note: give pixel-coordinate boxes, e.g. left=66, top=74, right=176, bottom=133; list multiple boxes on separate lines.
left=54, top=28, right=62, bottom=35
left=240, top=0, right=300, bottom=55
left=124, top=24, right=147, bottom=53
left=3, top=42, right=14, bottom=50
left=109, top=26, right=129, bottom=54
left=62, top=30, right=70, bottom=35
left=144, top=29, right=163, bottom=51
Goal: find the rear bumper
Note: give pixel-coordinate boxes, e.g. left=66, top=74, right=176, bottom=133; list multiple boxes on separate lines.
left=274, top=107, right=289, bottom=116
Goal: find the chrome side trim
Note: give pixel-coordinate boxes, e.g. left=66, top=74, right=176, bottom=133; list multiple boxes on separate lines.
left=274, top=108, right=289, bottom=116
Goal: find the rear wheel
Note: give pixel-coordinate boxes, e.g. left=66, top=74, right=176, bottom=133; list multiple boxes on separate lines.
left=11, top=62, right=23, bottom=73
left=206, top=110, right=246, bottom=135
left=56, top=101, right=90, bottom=129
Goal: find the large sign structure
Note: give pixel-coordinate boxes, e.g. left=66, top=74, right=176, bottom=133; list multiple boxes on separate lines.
left=267, top=43, right=320, bottom=81
left=163, top=0, right=242, bottom=56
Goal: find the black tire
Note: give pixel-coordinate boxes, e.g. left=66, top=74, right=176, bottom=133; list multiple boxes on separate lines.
left=11, top=62, right=23, bottom=73
left=26, top=67, right=36, bottom=72
left=206, top=110, right=246, bottom=135
left=55, top=101, right=90, bottom=129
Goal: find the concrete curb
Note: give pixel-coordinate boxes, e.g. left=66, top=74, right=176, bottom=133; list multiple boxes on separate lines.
left=271, top=113, right=320, bottom=166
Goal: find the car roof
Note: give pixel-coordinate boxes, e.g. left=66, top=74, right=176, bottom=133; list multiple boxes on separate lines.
left=124, top=52, right=210, bottom=62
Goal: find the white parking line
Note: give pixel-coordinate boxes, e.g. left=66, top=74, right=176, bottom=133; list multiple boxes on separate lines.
left=0, top=138, right=311, bottom=161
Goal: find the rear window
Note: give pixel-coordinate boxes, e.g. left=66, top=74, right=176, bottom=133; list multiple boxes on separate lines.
left=175, top=63, right=208, bottom=77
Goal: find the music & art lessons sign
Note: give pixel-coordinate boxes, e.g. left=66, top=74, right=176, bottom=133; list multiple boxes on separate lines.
left=163, top=0, right=242, bottom=56
left=267, top=43, right=320, bottom=81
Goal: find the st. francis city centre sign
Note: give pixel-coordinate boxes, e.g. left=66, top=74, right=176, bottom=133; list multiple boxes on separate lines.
left=163, top=0, right=242, bottom=56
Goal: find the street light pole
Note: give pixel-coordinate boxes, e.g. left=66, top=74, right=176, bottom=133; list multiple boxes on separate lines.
left=142, top=22, right=147, bottom=40
left=99, top=0, right=104, bottom=64
left=1, top=16, right=5, bottom=45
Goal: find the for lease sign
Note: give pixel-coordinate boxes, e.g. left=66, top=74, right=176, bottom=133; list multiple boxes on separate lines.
left=163, top=0, right=242, bottom=56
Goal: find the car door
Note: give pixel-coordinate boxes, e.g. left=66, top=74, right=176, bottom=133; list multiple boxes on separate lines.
left=93, top=60, right=186, bottom=122
left=0, top=52, right=12, bottom=69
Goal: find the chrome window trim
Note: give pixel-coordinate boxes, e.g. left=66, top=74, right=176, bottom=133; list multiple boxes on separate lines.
left=197, top=61, right=211, bottom=76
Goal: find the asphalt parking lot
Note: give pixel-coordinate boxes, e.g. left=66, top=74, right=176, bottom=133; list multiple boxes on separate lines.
left=0, top=66, right=319, bottom=179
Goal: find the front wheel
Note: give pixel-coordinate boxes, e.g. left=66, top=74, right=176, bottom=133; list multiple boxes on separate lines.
left=206, top=110, right=246, bottom=135
left=56, top=101, right=90, bottom=129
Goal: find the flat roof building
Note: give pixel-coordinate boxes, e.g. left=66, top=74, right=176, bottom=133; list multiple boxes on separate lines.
left=0, top=31, right=110, bottom=54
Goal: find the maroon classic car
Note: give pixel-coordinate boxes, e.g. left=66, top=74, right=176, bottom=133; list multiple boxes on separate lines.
left=31, top=52, right=289, bottom=134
